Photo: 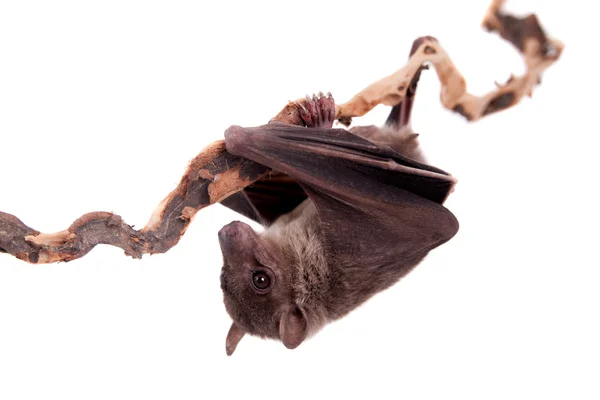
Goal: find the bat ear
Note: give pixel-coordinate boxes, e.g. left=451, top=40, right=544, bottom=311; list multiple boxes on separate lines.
left=279, top=307, right=308, bottom=350
left=225, top=322, right=246, bottom=356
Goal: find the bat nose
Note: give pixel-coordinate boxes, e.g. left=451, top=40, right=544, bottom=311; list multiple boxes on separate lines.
left=218, top=221, right=255, bottom=258
left=218, top=222, right=240, bottom=241
left=218, top=221, right=251, bottom=250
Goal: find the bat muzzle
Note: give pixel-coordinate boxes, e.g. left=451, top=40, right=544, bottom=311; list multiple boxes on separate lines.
left=217, top=221, right=258, bottom=264
left=218, top=221, right=250, bottom=245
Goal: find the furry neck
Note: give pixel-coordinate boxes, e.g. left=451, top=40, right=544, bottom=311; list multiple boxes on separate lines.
left=261, top=200, right=331, bottom=336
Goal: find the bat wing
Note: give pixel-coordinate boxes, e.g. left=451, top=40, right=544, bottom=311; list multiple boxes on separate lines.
left=220, top=173, right=307, bottom=225
left=224, top=123, right=459, bottom=269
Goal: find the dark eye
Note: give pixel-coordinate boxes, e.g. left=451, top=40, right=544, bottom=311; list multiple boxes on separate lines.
left=251, top=270, right=271, bottom=290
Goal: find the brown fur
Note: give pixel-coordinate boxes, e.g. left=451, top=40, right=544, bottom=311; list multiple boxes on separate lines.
left=350, top=124, right=425, bottom=163
left=219, top=121, right=432, bottom=352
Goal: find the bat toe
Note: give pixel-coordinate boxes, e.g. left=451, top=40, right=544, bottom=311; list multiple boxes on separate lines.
left=295, top=92, right=335, bottom=129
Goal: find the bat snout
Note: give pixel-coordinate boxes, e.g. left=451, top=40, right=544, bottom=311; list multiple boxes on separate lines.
left=218, top=220, right=250, bottom=240
left=218, top=223, right=240, bottom=241
left=218, top=221, right=256, bottom=255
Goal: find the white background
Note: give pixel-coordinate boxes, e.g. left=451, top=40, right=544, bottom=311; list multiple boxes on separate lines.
left=0, top=1, right=597, bottom=399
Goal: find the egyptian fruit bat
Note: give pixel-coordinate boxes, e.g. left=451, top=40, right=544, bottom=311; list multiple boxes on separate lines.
left=218, top=93, right=458, bottom=355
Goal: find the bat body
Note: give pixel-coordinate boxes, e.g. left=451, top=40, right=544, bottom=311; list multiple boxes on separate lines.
left=218, top=95, right=458, bottom=355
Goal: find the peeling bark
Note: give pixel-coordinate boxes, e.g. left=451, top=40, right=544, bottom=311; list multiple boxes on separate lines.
left=0, top=0, right=562, bottom=264
left=0, top=144, right=269, bottom=264
left=335, top=0, right=563, bottom=125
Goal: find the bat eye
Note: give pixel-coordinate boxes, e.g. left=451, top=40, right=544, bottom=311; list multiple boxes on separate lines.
left=251, top=270, right=271, bottom=291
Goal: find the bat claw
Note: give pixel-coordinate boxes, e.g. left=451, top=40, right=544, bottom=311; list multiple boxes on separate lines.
left=295, top=92, right=335, bottom=129
left=295, top=100, right=313, bottom=127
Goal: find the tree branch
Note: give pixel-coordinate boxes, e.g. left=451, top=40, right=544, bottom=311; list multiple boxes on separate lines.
left=0, top=0, right=563, bottom=264
left=0, top=141, right=269, bottom=264
left=335, top=0, right=563, bottom=125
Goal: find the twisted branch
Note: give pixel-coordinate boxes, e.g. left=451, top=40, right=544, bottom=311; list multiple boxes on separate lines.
left=335, top=0, right=563, bottom=125
left=0, top=1, right=563, bottom=264
left=0, top=142, right=269, bottom=264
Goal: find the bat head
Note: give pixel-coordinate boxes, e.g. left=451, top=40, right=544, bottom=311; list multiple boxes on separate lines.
left=218, top=220, right=308, bottom=355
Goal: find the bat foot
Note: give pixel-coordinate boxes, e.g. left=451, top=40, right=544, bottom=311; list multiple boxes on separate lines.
left=295, top=92, right=335, bottom=129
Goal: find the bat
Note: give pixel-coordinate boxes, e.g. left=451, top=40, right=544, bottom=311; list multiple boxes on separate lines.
left=0, top=3, right=561, bottom=358
left=217, top=93, right=459, bottom=355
